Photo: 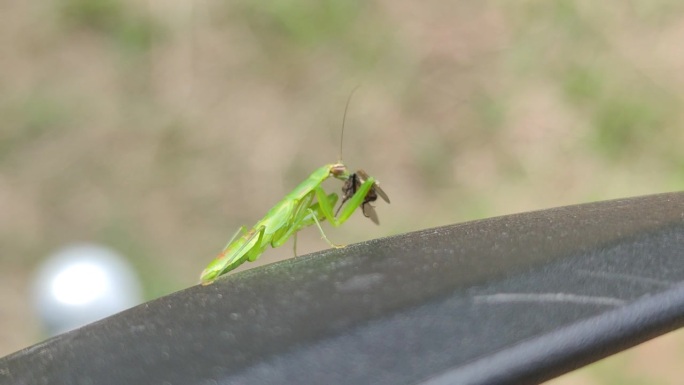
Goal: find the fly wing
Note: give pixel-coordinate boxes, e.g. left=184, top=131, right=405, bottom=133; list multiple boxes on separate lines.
left=372, top=182, right=390, bottom=203
left=362, top=203, right=380, bottom=225
left=357, top=169, right=390, bottom=203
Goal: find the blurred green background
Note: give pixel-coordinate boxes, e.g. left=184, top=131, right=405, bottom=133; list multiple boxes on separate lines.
left=2, top=0, right=684, bottom=383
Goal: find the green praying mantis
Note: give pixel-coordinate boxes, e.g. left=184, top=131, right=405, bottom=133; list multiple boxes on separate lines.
left=200, top=94, right=390, bottom=285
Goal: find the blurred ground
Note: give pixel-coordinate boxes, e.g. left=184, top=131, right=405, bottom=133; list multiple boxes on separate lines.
left=1, top=0, right=684, bottom=383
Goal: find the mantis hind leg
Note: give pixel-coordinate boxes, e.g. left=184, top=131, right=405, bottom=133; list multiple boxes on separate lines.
left=297, top=191, right=343, bottom=248
left=270, top=190, right=317, bottom=249
left=222, top=226, right=248, bottom=252
left=244, top=225, right=267, bottom=262
left=200, top=225, right=265, bottom=284
left=301, top=191, right=342, bottom=247
left=308, top=207, right=344, bottom=248
left=290, top=193, right=332, bottom=256
left=272, top=191, right=340, bottom=249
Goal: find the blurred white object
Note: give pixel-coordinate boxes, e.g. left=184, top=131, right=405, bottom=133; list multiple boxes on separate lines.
left=32, top=243, right=143, bottom=336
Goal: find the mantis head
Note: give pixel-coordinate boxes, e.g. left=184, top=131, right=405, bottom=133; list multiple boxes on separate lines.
left=330, top=163, right=351, bottom=181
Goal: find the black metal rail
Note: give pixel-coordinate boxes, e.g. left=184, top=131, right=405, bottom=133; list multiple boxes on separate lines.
left=2, top=192, right=684, bottom=385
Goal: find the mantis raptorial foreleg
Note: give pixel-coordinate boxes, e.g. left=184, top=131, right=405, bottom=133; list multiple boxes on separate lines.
left=315, top=177, right=376, bottom=225
left=295, top=179, right=375, bottom=248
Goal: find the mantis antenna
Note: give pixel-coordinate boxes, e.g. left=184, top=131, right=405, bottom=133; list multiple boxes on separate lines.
left=339, top=86, right=361, bottom=163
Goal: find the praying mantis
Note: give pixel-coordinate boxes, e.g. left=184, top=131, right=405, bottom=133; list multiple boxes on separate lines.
left=200, top=94, right=390, bottom=285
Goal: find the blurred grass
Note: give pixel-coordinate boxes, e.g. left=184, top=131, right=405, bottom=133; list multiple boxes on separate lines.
left=58, top=0, right=162, bottom=55
left=1, top=0, right=684, bottom=382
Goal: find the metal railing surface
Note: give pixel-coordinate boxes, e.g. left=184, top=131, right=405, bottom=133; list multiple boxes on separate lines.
left=2, top=192, right=684, bottom=385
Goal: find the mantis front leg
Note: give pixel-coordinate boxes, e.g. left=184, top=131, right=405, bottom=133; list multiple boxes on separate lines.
left=296, top=180, right=374, bottom=249
left=315, top=176, right=376, bottom=226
